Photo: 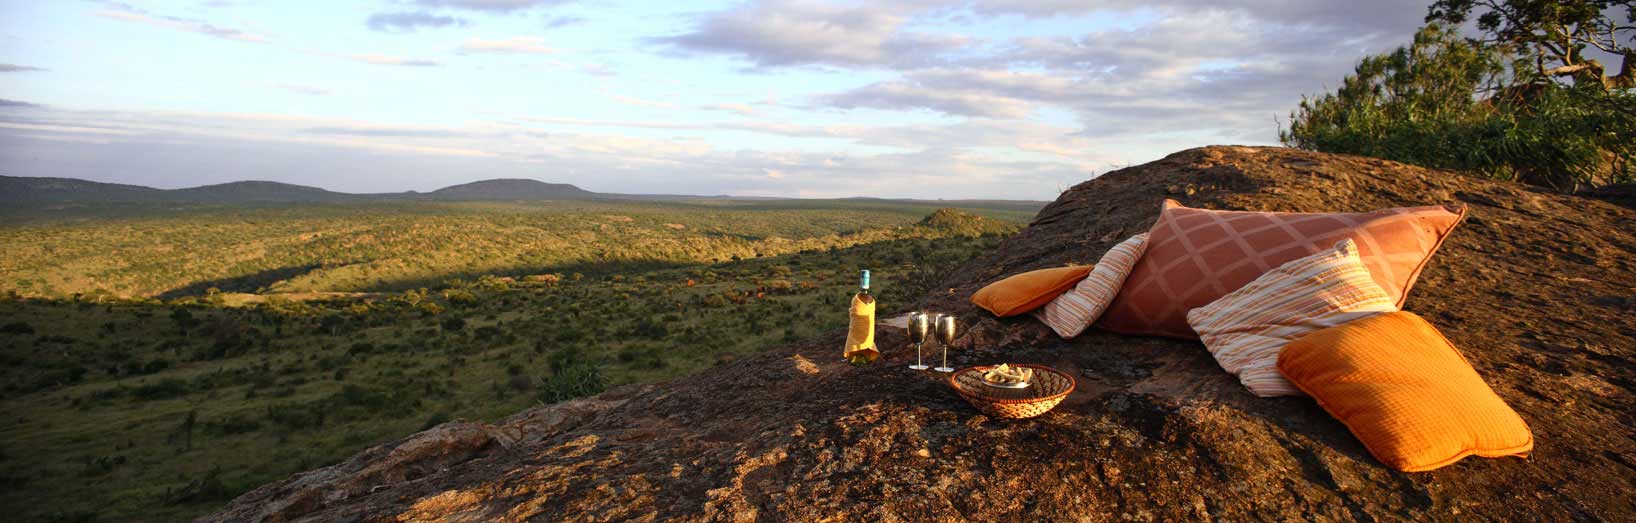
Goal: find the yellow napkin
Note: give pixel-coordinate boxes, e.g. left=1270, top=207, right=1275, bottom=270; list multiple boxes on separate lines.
left=844, top=294, right=877, bottom=362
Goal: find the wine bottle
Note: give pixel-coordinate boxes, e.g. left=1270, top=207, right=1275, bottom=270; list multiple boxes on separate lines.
left=844, top=269, right=878, bottom=365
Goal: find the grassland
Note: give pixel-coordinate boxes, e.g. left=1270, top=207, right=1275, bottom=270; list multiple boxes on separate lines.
left=0, top=199, right=1030, bottom=522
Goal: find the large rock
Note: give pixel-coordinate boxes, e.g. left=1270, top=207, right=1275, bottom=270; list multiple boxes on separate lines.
left=202, top=146, right=1636, bottom=522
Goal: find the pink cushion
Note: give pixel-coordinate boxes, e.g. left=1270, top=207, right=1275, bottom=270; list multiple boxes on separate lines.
left=1099, top=199, right=1464, bottom=339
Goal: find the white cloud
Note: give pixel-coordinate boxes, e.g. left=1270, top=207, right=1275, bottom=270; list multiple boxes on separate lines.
left=347, top=53, right=439, bottom=67
left=414, top=0, right=567, bottom=12
left=822, top=80, right=1035, bottom=119
left=273, top=83, right=330, bottom=95
left=0, top=103, right=1100, bottom=199
left=367, top=11, right=466, bottom=32
left=93, top=10, right=267, bottom=42
left=701, top=103, right=757, bottom=116
left=457, top=36, right=556, bottom=55
left=607, top=94, right=676, bottom=109
left=654, top=0, right=967, bottom=68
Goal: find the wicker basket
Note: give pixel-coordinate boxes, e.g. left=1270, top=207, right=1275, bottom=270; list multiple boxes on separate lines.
left=948, top=364, right=1075, bottom=419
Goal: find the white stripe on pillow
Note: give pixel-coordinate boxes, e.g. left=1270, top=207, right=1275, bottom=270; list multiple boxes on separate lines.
left=1187, top=238, right=1398, bottom=397
left=1035, top=233, right=1149, bottom=338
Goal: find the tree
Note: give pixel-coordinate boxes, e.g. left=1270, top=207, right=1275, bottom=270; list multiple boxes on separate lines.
left=169, top=307, right=199, bottom=336
left=1428, top=0, right=1635, bottom=90
left=1282, top=24, right=1635, bottom=190
left=441, top=317, right=466, bottom=332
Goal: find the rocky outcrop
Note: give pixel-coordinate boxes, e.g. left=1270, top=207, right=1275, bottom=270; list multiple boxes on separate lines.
left=203, top=146, right=1636, bottom=522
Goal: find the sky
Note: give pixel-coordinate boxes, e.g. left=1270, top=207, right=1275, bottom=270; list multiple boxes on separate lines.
left=0, top=0, right=1432, bottom=200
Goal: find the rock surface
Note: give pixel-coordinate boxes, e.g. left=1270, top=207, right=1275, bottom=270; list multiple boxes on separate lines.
left=203, top=146, right=1636, bottom=522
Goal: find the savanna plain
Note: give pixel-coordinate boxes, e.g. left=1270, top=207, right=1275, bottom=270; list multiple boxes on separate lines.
left=0, top=198, right=1033, bottom=522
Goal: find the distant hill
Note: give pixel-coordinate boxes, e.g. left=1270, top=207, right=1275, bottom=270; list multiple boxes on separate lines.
left=0, top=175, right=597, bottom=205
left=0, top=176, right=169, bottom=204
left=171, top=181, right=360, bottom=203
left=0, top=175, right=1046, bottom=210
left=916, top=207, right=1017, bottom=236
left=427, top=179, right=598, bottom=201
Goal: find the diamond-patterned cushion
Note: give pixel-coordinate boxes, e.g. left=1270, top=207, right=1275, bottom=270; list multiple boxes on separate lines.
left=1098, top=199, right=1465, bottom=339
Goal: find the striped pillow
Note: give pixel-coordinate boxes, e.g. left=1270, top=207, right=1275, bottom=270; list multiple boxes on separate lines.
left=1036, top=233, right=1149, bottom=338
left=1187, top=239, right=1398, bottom=397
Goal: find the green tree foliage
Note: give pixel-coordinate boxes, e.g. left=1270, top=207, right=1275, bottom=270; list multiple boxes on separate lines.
left=1282, top=22, right=1635, bottom=190
left=1427, top=0, right=1634, bottom=90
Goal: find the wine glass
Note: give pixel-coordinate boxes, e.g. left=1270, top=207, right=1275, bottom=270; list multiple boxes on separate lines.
left=907, top=312, right=930, bottom=370
left=933, top=314, right=957, bottom=373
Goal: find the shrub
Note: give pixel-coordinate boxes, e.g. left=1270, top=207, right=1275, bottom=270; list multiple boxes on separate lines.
left=540, top=347, right=604, bottom=403
left=0, top=321, right=34, bottom=335
left=763, top=279, right=793, bottom=293
left=538, top=363, right=603, bottom=404
left=442, top=289, right=478, bottom=306
left=419, top=411, right=452, bottom=430
left=441, top=317, right=466, bottom=332
left=132, top=379, right=190, bottom=401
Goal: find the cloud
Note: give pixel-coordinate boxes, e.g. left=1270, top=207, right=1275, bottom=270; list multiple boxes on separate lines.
left=367, top=11, right=466, bottom=32
left=607, top=94, right=676, bottom=109
left=413, top=0, right=568, bottom=12
left=93, top=10, right=266, bottom=42
left=8, top=0, right=1442, bottom=200
left=0, top=99, right=41, bottom=107
left=1, top=64, right=47, bottom=73
left=303, top=126, right=465, bottom=138
left=273, top=83, right=330, bottom=95
left=772, top=2, right=1419, bottom=145
left=543, top=15, right=585, bottom=28
left=653, top=0, right=967, bottom=68
left=822, top=81, right=1033, bottom=118
left=819, top=69, right=1081, bottom=118
left=348, top=54, right=439, bottom=67
left=0, top=103, right=1102, bottom=199
left=456, top=36, right=556, bottom=55
left=986, top=0, right=1426, bottom=35
left=701, top=103, right=757, bottom=116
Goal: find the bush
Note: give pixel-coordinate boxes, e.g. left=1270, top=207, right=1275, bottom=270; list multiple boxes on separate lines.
left=540, top=347, right=604, bottom=403
left=538, top=363, right=603, bottom=403
left=132, top=379, right=190, bottom=401
left=419, top=411, right=452, bottom=430
left=441, top=317, right=466, bottom=332
left=0, top=321, right=33, bottom=335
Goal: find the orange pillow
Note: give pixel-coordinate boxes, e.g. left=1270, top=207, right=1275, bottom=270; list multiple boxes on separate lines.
left=1277, top=312, right=1533, bottom=472
left=1100, top=199, right=1465, bottom=339
left=971, top=265, right=1092, bottom=317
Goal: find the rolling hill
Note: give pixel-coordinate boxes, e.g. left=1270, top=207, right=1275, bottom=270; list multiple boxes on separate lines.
left=426, top=178, right=599, bottom=201
left=0, top=175, right=1051, bottom=211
